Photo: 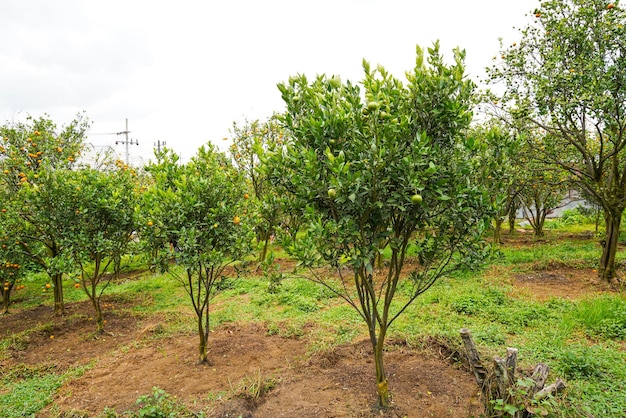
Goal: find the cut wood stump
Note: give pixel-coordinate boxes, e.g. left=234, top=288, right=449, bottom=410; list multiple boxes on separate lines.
left=460, top=328, right=566, bottom=417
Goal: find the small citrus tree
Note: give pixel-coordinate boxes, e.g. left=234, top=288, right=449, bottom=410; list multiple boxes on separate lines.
left=516, top=147, right=570, bottom=237
left=468, top=122, right=523, bottom=244
left=61, top=163, right=138, bottom=333
left=142, top=145, right=252, bottom=364
left=229, top=119, right=284, bottom=262
left=269, top=44, right=493, bottom=406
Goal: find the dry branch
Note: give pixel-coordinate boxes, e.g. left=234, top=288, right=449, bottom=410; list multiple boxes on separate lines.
left=534, top=379, right=567, bottom=400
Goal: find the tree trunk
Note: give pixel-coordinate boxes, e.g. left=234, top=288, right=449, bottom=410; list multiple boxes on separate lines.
left=508, top=200, right=518, bottom=233
left=95, top=306, right=104, bottom=333
left=52, top=272, right=64, bottom=316
left=494, top=217, right=504, bottom=245
left=531, top=200, right=546, bottom=237
left=599, top=210, right=622, bottom=282
left=197, top=318, right=208, bottom=364
left=374, top=344, right=389, bottom=406
left=2, top=287, right=10, bottom=314
left=534, top=217, right=545, bottom=237
left=198, top=291, right=211, bottom=365
left=371, top=328, right=389, bottom=407
left=259, top=233, right=270, bottom=263
left=90, top=291, right=105, bottom=333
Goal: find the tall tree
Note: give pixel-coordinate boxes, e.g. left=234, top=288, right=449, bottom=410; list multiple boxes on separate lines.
left=488, top=0, right=626, bottom=282
left=0, top=114, right=88, bottom=314
left=270, top=44, right=493, bottom=407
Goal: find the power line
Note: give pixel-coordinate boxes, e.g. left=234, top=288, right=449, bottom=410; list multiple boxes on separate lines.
left=89, top=132, right=123, bottom=136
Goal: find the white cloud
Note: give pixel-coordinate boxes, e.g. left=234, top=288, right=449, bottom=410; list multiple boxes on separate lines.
left=0, top=0, right=539, bottom=163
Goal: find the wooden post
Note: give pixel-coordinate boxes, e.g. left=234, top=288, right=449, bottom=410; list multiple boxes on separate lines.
left=493, top=356, right=509, bottom=399
left=460, top=328, right=489, bottom=387
left=505, top=347, right=518, bottom=382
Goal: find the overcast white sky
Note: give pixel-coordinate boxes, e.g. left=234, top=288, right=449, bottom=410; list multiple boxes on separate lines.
left=0, top=0, right=539, bottom=165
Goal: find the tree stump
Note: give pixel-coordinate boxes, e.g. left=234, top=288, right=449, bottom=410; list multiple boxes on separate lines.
left=460, top=328, right=566, bottom=417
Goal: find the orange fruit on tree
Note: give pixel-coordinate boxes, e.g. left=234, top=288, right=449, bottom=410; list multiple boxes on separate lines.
left=45, top=283, right=51, bottom=289
left=233, top=215, right=241, bottom=225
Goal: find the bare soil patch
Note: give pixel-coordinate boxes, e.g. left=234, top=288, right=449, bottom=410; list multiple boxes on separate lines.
left=1, top=296, right=481, bottom=417
left=512, top=268, right=617, bottom=301
left=1, top=296, right=143, bottom=371
left=39, top=321, right=479, bottom=417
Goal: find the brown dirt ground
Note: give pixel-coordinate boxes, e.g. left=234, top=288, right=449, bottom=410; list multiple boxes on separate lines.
left=1, top=296, right=484, bottom=417
left=498, top=230, right=620, bottom=300
left=1, top=239, right=621, bottom=417
left=511, top=268, right=616, bottom=301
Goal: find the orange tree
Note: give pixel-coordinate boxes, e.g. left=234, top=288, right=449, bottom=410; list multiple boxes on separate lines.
left=60, top=163, right=138, bottom=333
left=516, top=133, right=571, bottom=237
left=141, top=145, right=253, bottom=364
left=468, top=122, right=523, bottom=244
left=0, top=114, right=87, bottom=315
left=229, top=119, right=285, bottom=262
left=488, top=0, right=626, bottom=282
left=269, top=44, right=493, bottom=407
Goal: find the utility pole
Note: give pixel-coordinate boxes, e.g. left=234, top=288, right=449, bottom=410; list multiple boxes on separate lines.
left=115, top=118, right=138, bottom=165
left=154, top=140, right=166, bottom=153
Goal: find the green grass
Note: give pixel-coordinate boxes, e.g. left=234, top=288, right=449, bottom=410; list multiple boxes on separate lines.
left=564, top=295, right=626, bottom=340
left=0, top=365, right=87, bottom=417
left=496, top=238, right=604, bottom=270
